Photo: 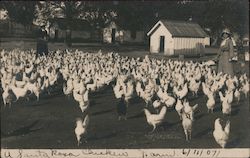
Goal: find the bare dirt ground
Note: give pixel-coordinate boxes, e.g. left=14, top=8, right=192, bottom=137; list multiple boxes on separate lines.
left=1, top=39, right=249, bottom=148
left=1, top=83, right=249, bottom=149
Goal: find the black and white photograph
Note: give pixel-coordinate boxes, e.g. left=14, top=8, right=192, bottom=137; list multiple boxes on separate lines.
left=0, top=1, right=249, bottom=158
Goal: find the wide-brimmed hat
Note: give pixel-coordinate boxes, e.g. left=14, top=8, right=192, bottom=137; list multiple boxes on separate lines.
left=221, top=28, right=231, bottom=36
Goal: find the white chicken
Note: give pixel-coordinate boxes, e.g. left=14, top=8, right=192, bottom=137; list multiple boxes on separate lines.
left=213, top=118, right=230, bottom=148
left=189, top=79, right=201, bottom=96
left=10, top=84, right=29, bottom=102
left=25, top=64, right=34, bottom=74
left=141, top=89, right=155, bottom=107
left=86, top=80, right=97, bottom=92
left=225, top=90, right=234, bottom=105
left=14, top=78, right=27, bottom=88
left=2, top=85, right=12, bottom=107
left=183, top=100, right=198, bottom=121
left=73, top=90, right=84, bottom=104
left=152, top=100, right=162, bottom=109
left=144, top=106, right=167, bottom=133
left=113, top=84, right=124, bottom=99
left=152, top=100, right=162, bottom=113
left=63, top=78, right=74, bottom=98
left=175, top=99, right=184, bottom=120
left=206, top=91, right=216, bottom=113
left=240, top=81, right=249, bottom=98
left=26, top=81, right=40, bottom=101
left=161, top=95, right=176, bottom=108
left=219, top=91, right=232, bottom=115
left=234, top=88, right=241, bottom=103
left=181, top=109, right=193, bottom=141
left=173, top=83, right=188, bottom=99
left=75, top=115, right=90, bottom=146
left=202, top=82, right=210, bottom=96
left=79, top=100, right=89, bottom=113
left=136, top=81, right=144, bottom=97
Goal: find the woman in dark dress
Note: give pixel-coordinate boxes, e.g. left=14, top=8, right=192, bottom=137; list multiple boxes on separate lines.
left=117, top=94, right=127, bottom=120
left=36, top=25, right=49, bottom=56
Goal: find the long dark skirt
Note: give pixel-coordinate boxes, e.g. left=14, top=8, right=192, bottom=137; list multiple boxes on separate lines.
left=218, top=51, right=234, bottom=76
left=37, top=38, right=48, bottom=56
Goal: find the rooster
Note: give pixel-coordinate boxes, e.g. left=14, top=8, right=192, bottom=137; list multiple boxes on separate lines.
left=75, top=115, right=90, bottom=146
left=144, top=106, right=167, bottom=133
left=213, top=118, right=230, bottom=148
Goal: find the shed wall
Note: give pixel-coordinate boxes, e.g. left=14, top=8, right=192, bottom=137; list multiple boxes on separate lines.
left=149, top=24, right=174, bottom=55
left=173, top=37, right=205, bottom=55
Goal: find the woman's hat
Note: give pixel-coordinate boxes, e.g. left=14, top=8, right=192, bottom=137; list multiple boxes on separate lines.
left=221, top=28, right=231, bottom=36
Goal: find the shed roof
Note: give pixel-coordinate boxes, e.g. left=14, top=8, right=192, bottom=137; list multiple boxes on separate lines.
left=148, top=19, right=208, bottom=38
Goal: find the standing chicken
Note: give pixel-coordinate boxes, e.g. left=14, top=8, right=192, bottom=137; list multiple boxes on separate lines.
left=213, top=118, right=230, bottom=148
left=234, top=88, right=241, bottom=103
left=75, top=115, right=90, bottom=146
left=181, top=109, right=193, bottom=141
left=173, top=82, right=188, bottom=99
left=144, top=106, right=167, bottom=133
left=219, top=91, right=232, bottom=115
left=206, top=91, right=216, bottom=113
left=183, top=100, right=198, bottom=121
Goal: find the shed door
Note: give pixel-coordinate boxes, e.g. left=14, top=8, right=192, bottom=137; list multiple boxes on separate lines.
left=111, top=28, right=116, bottom=43
left=160, top=36, right=165, bottom=53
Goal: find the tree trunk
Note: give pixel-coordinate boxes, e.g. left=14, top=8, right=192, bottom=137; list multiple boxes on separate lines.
left=8, top=20, right=13, bottom=34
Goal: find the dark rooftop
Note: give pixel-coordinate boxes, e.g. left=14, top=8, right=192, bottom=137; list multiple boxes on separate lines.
left=160, top=20, right=208, bottom=38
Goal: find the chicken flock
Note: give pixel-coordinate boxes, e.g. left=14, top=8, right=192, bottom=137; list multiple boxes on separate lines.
left=0, top=49, right=249, bottom=148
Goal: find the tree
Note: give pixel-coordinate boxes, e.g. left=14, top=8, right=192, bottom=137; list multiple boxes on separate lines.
left=198, top=0, right=248, bottom=45
left=2, top=1, right=37, bottom=27
left=114, top=1, right=157, bottom=35
left=33, top=1, right=61, bottom=27
left=82, top=1, right=117, bottom=29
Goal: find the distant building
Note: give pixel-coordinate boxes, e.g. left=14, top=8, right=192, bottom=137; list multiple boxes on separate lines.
left=48, top=18, right=96, bottom=42
left=0, top=9, right=8, bottom=20
left=147, top=19, right=210, bottom=56
left=0, top=19, right=38, bottom=38
left=103, top=21, right=145, bottom=44
left=243, top=35, right=249, bottom=61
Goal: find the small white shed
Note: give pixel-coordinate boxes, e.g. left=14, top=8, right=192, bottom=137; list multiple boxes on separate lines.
left=103, top=21, right=145, bottom=44
left=147, top=20, right=210, bottom=56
